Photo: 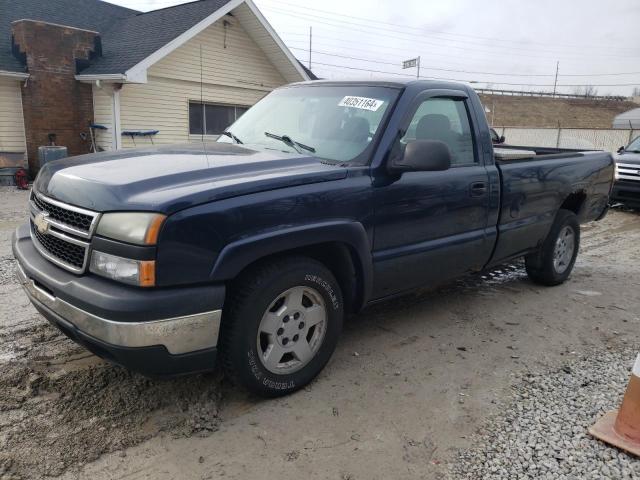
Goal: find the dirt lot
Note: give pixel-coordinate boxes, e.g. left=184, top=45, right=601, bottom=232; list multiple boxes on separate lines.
left=1, top=185, right=639, bottom=479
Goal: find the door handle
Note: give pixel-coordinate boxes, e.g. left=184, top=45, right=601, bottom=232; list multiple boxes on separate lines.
left=469, top=182, right=488, bottom=197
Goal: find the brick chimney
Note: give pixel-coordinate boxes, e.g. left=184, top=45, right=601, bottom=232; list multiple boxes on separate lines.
left=12, top=20, right=101, bottom=175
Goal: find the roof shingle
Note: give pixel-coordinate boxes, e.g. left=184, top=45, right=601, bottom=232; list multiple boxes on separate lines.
left=0, top=0, right=138, bottom=73
left=81, top=0, right=233, bottom=75
left=1, top=0, right=311, bottom=80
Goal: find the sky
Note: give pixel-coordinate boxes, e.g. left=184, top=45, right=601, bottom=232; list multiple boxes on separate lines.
left=106, top=0, right=640, bottom=96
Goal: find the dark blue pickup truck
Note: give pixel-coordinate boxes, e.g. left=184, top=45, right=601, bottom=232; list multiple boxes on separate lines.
left=13, top=80, right=614, bottom=396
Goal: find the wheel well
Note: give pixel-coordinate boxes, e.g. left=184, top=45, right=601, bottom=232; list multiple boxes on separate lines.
left=560, top=191, right=587, bottom=216
left=232, top=242, right=364, bottom=314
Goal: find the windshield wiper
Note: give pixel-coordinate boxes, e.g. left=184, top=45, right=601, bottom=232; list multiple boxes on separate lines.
left=221, top=130, right=243, bottom=144
left=264, top=132, right=316, bottom=154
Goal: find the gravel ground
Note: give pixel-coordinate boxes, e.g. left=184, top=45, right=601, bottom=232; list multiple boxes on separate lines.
left=450, top=347, right=640, bottom=479
left=0, top=192, right=224, bottom=480
left=1, top=184, right=640, bottom=479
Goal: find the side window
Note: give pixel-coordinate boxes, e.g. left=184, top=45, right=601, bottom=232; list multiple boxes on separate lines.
left=401, top=97, right=476, bottom=166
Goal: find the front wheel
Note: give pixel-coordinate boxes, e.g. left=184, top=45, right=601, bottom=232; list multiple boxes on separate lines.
left=525, top=209, right=580, bottom=286
left=219, top=256, right=343, bottom=397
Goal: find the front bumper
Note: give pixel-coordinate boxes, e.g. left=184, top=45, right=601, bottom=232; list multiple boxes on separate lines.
left=12, top=223, right=225, bottom=376
left=611, top=180, right=640, bottom=208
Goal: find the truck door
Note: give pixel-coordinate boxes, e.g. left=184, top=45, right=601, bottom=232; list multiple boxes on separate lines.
left=371, top=90, right=493, bottom=298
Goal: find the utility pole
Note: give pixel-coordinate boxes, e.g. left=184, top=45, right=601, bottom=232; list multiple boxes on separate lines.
left=552, top=61, right=559, bottom=97
left=416, top=56, right=421, bottom=80
left=308, top=26, right=312, bottom=70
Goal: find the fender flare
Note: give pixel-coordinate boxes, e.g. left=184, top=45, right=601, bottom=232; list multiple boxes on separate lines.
left=210, top=221, right=373, bottom=308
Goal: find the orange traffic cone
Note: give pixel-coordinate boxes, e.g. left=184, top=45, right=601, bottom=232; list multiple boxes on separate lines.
left=589, top=354, right=640, bottom=456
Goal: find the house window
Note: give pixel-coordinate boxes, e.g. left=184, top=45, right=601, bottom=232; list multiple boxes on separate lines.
left=189, top=102, right=248, bottom=135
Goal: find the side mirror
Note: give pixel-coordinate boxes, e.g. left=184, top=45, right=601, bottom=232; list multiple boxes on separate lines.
left=617, top=146, right=625, bottom=153
left=499, top=135, right=506, bottom=144
left=390, top=140, right=451, bottom=173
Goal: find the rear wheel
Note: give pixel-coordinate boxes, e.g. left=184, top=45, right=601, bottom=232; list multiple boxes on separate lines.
left=525, top=209, right=580, bottom=286
left=220, top=256, right=343, bottom=397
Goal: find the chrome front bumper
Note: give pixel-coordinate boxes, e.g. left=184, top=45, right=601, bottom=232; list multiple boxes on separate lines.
left=16, top=262, right=221, bottom=355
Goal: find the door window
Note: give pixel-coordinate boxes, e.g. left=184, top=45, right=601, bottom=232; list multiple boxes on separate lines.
left=401, top=98, right=476, bottom=166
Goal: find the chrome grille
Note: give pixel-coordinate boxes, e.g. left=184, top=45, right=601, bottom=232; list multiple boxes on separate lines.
left=29, top=192, right=99, bottom=238
left=31, top=193, right=94, bottom=233
left=617, top=163, right=640, bottom=182
left=31, top=221, right=87, bottom=270
left=29, top=191, right=99, bottom=273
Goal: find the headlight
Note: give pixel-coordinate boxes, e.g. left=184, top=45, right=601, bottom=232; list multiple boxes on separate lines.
left=96, top=212, right=166, bottom=245
left=90, top=251, right=155, bottom=287
left=614, top=163, right=620, bottom=181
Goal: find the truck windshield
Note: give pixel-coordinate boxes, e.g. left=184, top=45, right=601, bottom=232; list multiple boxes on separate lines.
left=626, top=136, right=640, bottom=152
left=218, top=85, right=399, bottom=164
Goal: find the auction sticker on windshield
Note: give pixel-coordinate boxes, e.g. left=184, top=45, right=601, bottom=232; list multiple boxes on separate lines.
left=338, top=96, right=384, bottom=111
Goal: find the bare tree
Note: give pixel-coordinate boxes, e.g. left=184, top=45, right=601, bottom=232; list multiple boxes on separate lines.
left=573, top=85, right=598, bottom=98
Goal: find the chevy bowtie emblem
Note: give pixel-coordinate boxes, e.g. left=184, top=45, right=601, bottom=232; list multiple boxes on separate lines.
left=34, top=212, right=50, bottom=234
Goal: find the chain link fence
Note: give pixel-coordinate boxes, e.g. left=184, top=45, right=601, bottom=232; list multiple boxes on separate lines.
left=496, top=127, right=639, bottom=153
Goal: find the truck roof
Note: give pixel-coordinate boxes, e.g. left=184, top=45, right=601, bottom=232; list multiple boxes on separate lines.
left=287, top=78, right=471, bottom=91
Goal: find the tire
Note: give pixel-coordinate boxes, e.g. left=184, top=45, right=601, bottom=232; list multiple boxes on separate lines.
left=219, top=256, right=344, bottom=397
left=525, top=209, right=580, bottom=286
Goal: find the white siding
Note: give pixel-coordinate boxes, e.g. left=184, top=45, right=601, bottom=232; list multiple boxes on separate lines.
left=0, top=77, right=27, bottom=153
left=119, top=76, right=268, bottom=148
left=150, top=16, right=287, bottom=89
left=117, top=17, right=289, bottom=148
left=92, top=84, right=114, bottom=151
left=232, top=2, right=306, bottom=83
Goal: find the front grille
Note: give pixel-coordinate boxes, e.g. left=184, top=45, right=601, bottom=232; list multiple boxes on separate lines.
left=28, top=191, right=97, bottom=273
left=31, top=193, right=94, bottom=233
left=31, top=221, right=87, bottom=271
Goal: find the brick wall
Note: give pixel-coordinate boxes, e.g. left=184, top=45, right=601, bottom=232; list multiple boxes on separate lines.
left=479, top=93, right=638, bottom=129
left=12, top=20, right=99, bottom=175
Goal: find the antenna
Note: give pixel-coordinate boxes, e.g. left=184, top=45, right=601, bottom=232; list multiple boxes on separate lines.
left=308, top=26, right=312, bottom=69
left=200, top=44, right=204, bottom=143
left=199, top=43, right=209, bottom=163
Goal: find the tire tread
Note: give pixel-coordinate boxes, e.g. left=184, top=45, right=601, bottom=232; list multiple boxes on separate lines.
left=219, top=255, right=341, bottom=396
left=525, top=209, right=580, bottom=286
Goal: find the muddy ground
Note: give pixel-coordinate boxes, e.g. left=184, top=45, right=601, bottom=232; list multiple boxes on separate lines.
left=0, top=185, right=639, bottom=479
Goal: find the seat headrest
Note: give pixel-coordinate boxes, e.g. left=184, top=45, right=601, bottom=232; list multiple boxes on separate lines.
left=416, top=114, right=452, bottom=139
left=341, top=117, right=370, bottom=142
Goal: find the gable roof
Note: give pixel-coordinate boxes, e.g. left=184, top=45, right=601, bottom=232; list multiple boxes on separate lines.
left=80, top=0, right=233, bottom=76
left=1, top=0, right=311, bottom=82
left=0, top=0, right=137, bottom=74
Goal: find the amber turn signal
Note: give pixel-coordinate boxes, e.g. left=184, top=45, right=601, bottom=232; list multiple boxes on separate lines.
left=144, top=215, right=166, bottom=245
left=139, top=260, right=156, bottom=287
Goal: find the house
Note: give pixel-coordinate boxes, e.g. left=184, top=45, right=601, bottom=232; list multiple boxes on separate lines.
left=0, top=0, right=315, bottom=176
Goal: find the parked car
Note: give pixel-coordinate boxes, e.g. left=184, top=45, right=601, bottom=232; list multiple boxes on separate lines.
left=13, top=79, right=614, bottom=397
left=612, top=136, right=640, bottom=208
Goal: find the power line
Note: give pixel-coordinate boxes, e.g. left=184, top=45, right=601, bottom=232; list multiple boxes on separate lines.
left=259, top=0, right=640, bottom=54
left=287, top=46, right=640, bottom=78
left=262, top=4, right=640, bottom=60
left=283, top=34, right=636, bottom=83
left=308, top=61, right=640, bottom=87
left=282, top=36, right=516, bottom=68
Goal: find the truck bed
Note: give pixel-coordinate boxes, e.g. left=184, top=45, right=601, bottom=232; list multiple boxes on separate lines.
left=494, top=145, right=593, bottom=163
left=489, top=148, right=613, bottom=265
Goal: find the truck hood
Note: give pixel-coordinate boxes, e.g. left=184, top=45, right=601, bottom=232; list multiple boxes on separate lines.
left=33, top=143, right=348, bottom=213
left=615, top=151, right=640, bottom=165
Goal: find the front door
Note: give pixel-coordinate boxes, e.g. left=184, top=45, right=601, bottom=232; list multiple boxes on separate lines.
left=371, top=91, right=493, bottom=298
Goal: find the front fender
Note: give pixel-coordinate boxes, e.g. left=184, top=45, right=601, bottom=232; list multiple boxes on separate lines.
left=209, top=220, right=373, bottom=305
